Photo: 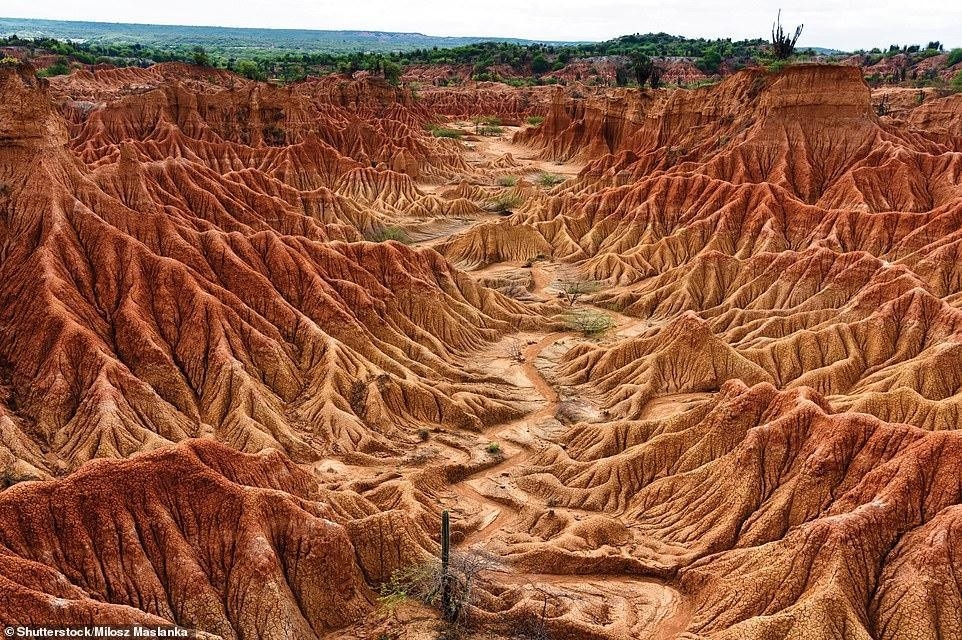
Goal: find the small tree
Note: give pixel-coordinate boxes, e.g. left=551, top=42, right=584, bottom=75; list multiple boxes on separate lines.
left=615, top=64, right=629, bottom=87
left=192, top=46, right=211, bottom=67
left=771, top=10, right=804, bottom=60
left=630, top=53, right=653, bottom=86
left=557, top=279, right=602, bottom=306
left=383, top=60, right=402, bottom=86
left=649, top=64, right=663, bottom=89
left=532, top=53, right=550, bottom=75
left=235, top=59, right=262, bottom=80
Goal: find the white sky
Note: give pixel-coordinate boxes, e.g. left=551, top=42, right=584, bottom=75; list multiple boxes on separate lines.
left=2, top=0, right=959, bottom=50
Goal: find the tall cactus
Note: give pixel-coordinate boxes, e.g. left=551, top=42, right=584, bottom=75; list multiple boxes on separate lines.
left=440, top=509, right=454, bottom=621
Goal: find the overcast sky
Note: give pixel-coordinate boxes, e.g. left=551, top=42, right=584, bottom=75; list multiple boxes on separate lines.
left=2, top=1, right=959, bottom=50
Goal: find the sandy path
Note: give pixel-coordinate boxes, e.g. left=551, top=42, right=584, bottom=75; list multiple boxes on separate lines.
left=397, top=123, right=693, bottom=639
left=451, top=332, right=566, bottom=547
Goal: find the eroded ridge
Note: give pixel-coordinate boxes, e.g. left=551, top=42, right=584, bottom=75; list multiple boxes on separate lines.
left=1, top=60, right=962, bottom=639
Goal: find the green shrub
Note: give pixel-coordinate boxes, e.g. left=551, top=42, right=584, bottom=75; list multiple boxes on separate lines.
left=535, top=172, right=564, bottom=188
left=531, top=53, right=550, bottom=75
left=485, top=194, right=522, bottom=213
left=486, top=442, right=502, bottom=455
left=496, top=175, right=518, bottom=187
left=947, top=48, right=962, bottom=67
left=38, top=61, right=70, bottom=77
left=235, top=59, right=264, bottom=80
left=479, top=125, right=503, bottom=136
left=562, top=309, right=615, bottom=337
left=429, top=126, right=463, bottom=139
left=526, top=115, right=545, bottom=126
left=366, top=226, right=412, bottom=243
left=765, top=59, right=791, bottom=74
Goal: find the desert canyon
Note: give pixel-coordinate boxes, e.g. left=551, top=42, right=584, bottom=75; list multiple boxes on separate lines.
left=1, top=55, right=962, bottom=640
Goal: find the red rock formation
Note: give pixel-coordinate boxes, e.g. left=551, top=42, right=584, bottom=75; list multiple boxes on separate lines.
left=0, top=64, right=540, bottom=477
left=0, top=440, right=378, bottom=637
left=4, top=57, right=962, bottom=640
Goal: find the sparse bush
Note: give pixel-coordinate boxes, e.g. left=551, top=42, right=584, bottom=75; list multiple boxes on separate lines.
left=562, top=309, right=615, bottom=337
left=535, top=172, right=564, bottom=188
left=496, top=175, right=518, bottom=187
left=522, top=253, right=549, bottom=268
left=875, top=96, right=890, bottom=116
left=501, top=283, right=529, bottom=299
left=418, top=428, right=431, bottom=442
left=348, top=379, right=369, bottom=419
left=486, top=442, right=502, bottom=456
left=262, top=124, right=286, bottom=146
left=557, top=279, right=603, bottom=306
left=430, top=126, right=464, bottom=139
left=383, top=524, right=499, bottom=630
left=479, top=125, right=503, bottom=136
left=366, top=226, right=412, bottom=243
left=526, top=115, right=545, bottom=126
left=191, top=45, right=211, bottom=67
left=554, top=401, right=585, bottom=424
left=485, top=194, right=522, bottom=213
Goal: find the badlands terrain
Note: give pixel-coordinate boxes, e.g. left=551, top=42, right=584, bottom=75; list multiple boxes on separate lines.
left=1, top=58, right=962, bottom=639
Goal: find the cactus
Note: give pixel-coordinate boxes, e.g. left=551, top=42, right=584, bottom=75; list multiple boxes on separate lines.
left=440, top=509, right=454, bottom=621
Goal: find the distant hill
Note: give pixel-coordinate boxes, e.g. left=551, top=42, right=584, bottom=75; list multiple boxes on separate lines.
left=0, top=16, right=576, bottom=55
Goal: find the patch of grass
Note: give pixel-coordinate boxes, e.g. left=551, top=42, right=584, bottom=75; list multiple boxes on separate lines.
left=526, top=115, right=545, bottom=126
left=486, top=442, right=502, bottom=456
left=764, top=58, right=791, bottom=74
left=496, top=175, right=518, bottom=187
left=535, top=172, right=564, bottom=188
left=366, top=226, right=412, bottom=243
left=478, top=125, right=503, bottom=136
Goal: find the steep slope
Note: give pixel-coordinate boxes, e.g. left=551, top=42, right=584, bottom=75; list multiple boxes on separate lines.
left=0, top=440, right=385, bottom=637
left=0, top=64, right=541, bottom=477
